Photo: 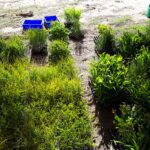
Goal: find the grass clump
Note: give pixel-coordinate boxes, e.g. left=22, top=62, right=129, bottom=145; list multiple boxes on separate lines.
left=53, top=58, right=77, bottom=79
left=49, top=40, right=70, bottom=63
left=28, top=29, right=48, bottom=55
left=0, top=36, right=25, bottom=63
left=0, top=59, right=93, bottom=150
left=64, top=7, right=81, bottom=23
left=64, top=7, right=83, bottom=40
left=0, top=30, right=93, bottom=149
left=49, top=21, right=70, bottom=42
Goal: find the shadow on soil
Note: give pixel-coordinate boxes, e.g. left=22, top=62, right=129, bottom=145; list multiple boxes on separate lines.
left=88, top=78, right=115, bottom=149
left=74, top=40, right=84, bottom=56
left=95, top=104, right=115, bottom=149
left=31, top=54, right=48, bottom=65
left=72, top=32, right=115, bottom=149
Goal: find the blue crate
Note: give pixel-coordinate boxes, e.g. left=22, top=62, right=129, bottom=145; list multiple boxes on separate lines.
left=22, top=20, right=43, bottom=30
left=44, top=16, right=58, bottom=28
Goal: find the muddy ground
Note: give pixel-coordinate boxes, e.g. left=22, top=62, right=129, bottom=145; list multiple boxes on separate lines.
left=0, top=0, right=149, bottom=149
left=0, top=0, right=149, bottom=35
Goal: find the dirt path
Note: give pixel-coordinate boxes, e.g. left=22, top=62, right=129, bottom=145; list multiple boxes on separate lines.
left=70, top=27, right=114, bottom=150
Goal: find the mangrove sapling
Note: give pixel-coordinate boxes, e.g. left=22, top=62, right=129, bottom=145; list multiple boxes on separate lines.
left=95, top=24, right=116, bottom=55
left=64, top=7, right=84, bottom=40
left=118, top=31, right=144, bottom=61
left=115, top=104, right=149, bottom=150
left=49, top=21, right=70, bottom=42
left=0, top=36, right=25, bottom=63
left=49, top=40, right=70, bottom=63
left=90, top=53, right=129, bottom=107
left=28, top=29, right=48, bottom=55
left=127, top=47, right=150, bottom=109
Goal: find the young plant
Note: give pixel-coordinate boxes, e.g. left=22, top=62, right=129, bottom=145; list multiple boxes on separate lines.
left=64, top=7, right=83, bottom=40
left=139, top=22, right=150, bottom=48
left=90, top=53, right=129, bottom=106
left=49, top=40, right=70, bottom=63
left=127, top=47, right=150, bottom=109
left=114, top=104, right=149, bottom=150
left=0, top=36, right=25, bottom=63
left=118, top=31, right=143, bottom=60
left=28, top=29, right=48, bottom=55
left=95, top=24, right=115, bottom=55
left=115, top=104, right=140, bottom=149
left=49, top=21, right=70, bottom=42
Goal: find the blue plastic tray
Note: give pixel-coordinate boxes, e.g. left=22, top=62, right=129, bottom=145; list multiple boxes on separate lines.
left=44, top=16, right=58, bottom=28
left=23, top=20, right=43, bottom=30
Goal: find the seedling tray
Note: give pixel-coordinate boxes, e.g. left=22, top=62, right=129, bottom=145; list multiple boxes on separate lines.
left=23, top=20, right=43, bottom=30
left=44, top=16, right=58, bottom=28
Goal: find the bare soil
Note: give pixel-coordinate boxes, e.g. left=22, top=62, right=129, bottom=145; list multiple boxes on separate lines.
left=0, top=0, right=149, bottom=149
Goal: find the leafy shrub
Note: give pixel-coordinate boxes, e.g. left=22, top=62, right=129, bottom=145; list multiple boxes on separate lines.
left=0, top=60, right=93, bottom=150
left=64, top=7, right=83, bottom=40
left=127, top=47, right=150, bottom=108
left=0, top=36, right=25, bottom=63
left=118, top=31, right=143, bottom=60
left=49, top=21, right=70, bottom=42
left=49, top=40, right=70, bottom=63
left=95, top=23, right=150, bottom=59
left=128, top=46, right=150, bottom=79
left=95, top=24, right=115, bottom=55
left=115, top=104, right=150, bottom=150
left=28, top=29, right=48, bottom=54
left=90, top=53, right=129, bottom=106
left=114, top=47, right=150, bottom=150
